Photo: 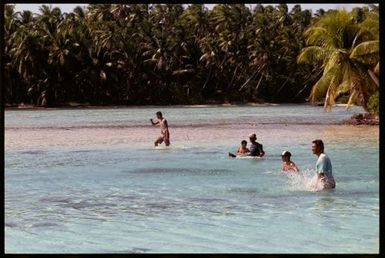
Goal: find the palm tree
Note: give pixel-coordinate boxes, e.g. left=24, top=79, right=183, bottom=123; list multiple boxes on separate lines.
left=206, top=4, right=252, bottom=101
left=4, top=4, right=24, bottom=104
left=357, top=9, right=379, bottom=87
left=174, top=4, right=210, bottom=102
left=245, top=4, right=291, bottom=101
left=297, top=9, right=379, bottom=111
left=7, top=8, right=50, bottom=105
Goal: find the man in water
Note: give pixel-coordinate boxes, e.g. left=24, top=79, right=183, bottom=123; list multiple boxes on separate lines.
left=150, top=111, right=170, bottom=146
left=312, top=139, right=335, bottom=189
left=248, top=133, right=265, bottom=157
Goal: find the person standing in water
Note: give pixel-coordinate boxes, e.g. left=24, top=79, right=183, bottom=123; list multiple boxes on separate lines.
left=312, top=139, right=335, bottom=189
left=248, top=133, right=265, bottom=157
left=150, top=111, right=170, bottom=146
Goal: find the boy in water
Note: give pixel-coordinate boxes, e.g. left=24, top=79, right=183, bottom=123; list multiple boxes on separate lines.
left=237, top=140, right=250, bottom=154
left=150, top=111, right=170, bottom=146
left=281, top=151, right=300, bottom=172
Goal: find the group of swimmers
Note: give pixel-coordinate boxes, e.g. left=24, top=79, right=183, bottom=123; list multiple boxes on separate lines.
left=232, top=136, right=299, bottom=172
left=232, top=133, right=265, bottom=158
left=150, top=111, right=335, bottom=190
left=232, top=135, right=335, bottom=189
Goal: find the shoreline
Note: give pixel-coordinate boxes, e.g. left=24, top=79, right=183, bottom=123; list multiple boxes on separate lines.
left=4, top=103, right=299, bottom=111
left=5, top=102, right=352, bottom=111
left=5, top=103, right=378, bottom=126
left=344, top=113, right=379, bottom=125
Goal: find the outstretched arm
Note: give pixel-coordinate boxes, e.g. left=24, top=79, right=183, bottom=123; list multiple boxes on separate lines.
left=150, top=118, right=159, bottom=126
left=292, top=162, right=300, bottom=172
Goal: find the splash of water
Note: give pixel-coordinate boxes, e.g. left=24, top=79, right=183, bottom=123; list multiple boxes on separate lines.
left=284, top=169, right=324, bottom=192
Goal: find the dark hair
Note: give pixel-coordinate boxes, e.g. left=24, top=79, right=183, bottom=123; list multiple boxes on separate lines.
left=312, top=139, right=324, bottom=151
left=156, top=111, right=162, bottom=116
left=282, top=151, right=291, bottom=157
left=241, top=140, right=247, bottom=145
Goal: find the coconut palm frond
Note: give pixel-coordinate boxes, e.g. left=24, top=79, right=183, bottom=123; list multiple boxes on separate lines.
left=317, top=9, right=354, bottom=48
left=360, top=11, right=379, bottom=40
left=351, top=65, right=378, bottom=102
left=346, top=89, right=358, bottom=110
left=350, top=40, right=379, bottom=65
left=297, top=46, right=328, bottom=64
left=309, top=73, right=332, bottom=103
left=356, top=64, right=377, bottom=89
left=304, top=27, right=337, bottom=48
left=300, top=8, right=379, bottom=111
left=325, top=66, right=344, bottom=108
left=336, top=63, right=352, bottom=95
left=368, top=69, right=379, bottom=87
left=341, top=62, right=352, bottom=85
left=336, top=80, right=351, bottom=97
left=323, top=88, right=333, bottom=111
left=361, top=71, right=378, bottom=94
left=374, top=62, right=379, bottom=75
left=323, top=77, right=339, bottom=111
left=323, top=50, right=340, bottom=74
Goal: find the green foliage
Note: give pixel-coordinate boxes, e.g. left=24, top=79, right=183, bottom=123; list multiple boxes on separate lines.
left=4, top=4, right=376, bottom=107
left=367, top=92, right=379, bottom=114
left=298, top=7, right=379, bottom=111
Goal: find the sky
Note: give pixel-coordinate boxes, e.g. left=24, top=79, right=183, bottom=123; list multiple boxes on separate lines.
left=11, top=3, right=369, bottom=15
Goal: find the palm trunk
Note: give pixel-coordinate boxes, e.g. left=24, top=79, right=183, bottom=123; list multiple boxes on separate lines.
left=276, top=72, right=293, bottom=94
left=368, top=69, right=379, bottom=87
left=203, top=66, right=212, bottom=89
left=228, top=64, right=239, bottom=90
left=239, top=70, right=259, bottom=91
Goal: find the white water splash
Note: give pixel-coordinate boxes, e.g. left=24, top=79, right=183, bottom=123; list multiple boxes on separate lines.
left=284, top=169, right=324, bottom=192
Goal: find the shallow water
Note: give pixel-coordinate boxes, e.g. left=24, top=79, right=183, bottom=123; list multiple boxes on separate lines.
left=5, top=104, right=379, bottom=253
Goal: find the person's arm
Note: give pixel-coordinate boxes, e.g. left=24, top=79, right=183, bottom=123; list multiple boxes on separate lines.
left=259, top=144, right=265, bottom=157
left=316, top=155, right=326, bottom=177
left=292, top=162, right=300, bottom=172
left=150, top=118, right=159, bottom=126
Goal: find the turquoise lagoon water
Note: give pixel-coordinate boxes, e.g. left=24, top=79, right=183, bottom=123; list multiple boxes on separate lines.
left=5, top=104, right=379, bottom=253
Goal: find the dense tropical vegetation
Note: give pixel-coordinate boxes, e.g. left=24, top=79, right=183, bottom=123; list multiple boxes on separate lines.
left=3, top=4, right=379, bottom=112
left=298, top=6, right=379, bottom=112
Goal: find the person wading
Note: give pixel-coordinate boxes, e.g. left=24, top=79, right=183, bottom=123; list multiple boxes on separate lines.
left=150, top=111, right=170, bottom=147
left=311, top=139, right=335, bottom=189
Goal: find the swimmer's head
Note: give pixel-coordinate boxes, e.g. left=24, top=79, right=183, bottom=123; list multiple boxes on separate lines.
left=281, top=150, right=291, bottom=157
left=281, top=150, right=291, bottom=161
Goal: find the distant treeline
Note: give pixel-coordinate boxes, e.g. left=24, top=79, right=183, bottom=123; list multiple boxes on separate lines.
left=3, top=4, right=379, bottom=108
